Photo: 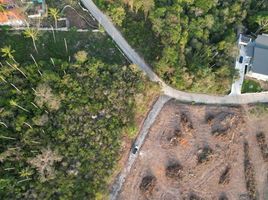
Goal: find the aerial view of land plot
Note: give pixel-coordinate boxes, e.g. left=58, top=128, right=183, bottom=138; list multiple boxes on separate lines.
left=119, top=101, right=268, bottom=200
left=1, top=0, right=268, bottom=199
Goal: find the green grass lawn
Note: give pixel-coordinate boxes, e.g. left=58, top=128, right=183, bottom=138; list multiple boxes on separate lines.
left=242, top=79, right=263, bottom=93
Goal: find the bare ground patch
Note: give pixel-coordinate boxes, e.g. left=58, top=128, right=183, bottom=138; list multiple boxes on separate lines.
left=117, top=100, right=268, bottom=200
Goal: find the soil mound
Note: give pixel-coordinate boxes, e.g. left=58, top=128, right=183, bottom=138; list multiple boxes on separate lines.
left=165, top=162, right=183, bottom=179
left=139, top=175, right=156, bottom=195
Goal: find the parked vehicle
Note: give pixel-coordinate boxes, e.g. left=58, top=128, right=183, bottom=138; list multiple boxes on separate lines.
left=132, top=145, right=139, bottom=154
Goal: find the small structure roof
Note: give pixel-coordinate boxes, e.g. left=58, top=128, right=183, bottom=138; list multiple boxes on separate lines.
left=0, top=0, right=24, bottom=25
left=0, top=0, right=14, bottom=4
left=0, top=8, right=25, bottom=25
left=239, top=34, right=251, bottom=45
left=32, top=0, right=43, bottom=3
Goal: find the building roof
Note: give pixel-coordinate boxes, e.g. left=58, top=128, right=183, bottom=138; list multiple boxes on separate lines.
left=241, top=42, right=254, bottom=58
left=252, top=35, right=268, bottom=76
left=255, top=34, right=268, bottom=49
left=0, top=0, right=14, bottom=4
left=0, top=8, right=25, bottom=25
left=252, top=46, right=268, bottom=75
left=32, top=0, right=43, bottom=3
left=0, top=0, right=25, bottom=25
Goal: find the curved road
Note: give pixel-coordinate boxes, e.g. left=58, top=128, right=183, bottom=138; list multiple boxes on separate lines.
left=81, top=0, right=268, bottom=105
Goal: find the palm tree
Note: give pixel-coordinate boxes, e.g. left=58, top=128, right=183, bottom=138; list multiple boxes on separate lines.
left=19, top=167, right=33, bottom=178
left=49, top=8, right=60, bottom=30
left=0, top=121, right=8, bottom=128
left=30, top=54, right=42, bottom=76
left=23, top=28, right=39, bottom=53
left=50, top=25, right=56, bottom=43
left=6, top=61, right=27, bottom=79
left=10, top=100, right=30, bottom=113
left=1, top=46, right=15, bottom=60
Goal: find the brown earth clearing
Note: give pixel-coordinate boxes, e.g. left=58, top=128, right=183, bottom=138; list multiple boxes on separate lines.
left=118, top=100, right=268, bottom=200
left=63, top=7, right=98, bottom=29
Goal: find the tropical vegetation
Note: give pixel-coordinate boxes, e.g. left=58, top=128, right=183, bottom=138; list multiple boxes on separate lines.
left=0, top=31, right=156, bottom=199
left=94, top=0, right=268, bottom=94
left=242, top=79, right=263, bottom=93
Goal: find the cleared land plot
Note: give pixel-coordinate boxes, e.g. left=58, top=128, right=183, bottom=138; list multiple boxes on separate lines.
left=118, top=100, right=268, bottom=200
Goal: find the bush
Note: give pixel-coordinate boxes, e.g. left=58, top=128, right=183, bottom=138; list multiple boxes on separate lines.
left=242, top=79, right=262, bottom=93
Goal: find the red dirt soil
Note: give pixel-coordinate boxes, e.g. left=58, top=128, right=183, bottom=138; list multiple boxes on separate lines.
left=118, top=100, right=268, bottom=200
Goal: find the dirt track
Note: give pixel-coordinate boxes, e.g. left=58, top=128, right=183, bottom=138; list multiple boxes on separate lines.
left=118, top=100, right=268, bottom=200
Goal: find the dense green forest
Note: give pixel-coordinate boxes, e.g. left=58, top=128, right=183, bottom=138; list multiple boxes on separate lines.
left=0, top=31, right=153, bottom=199
left=94, top=0, right=268, bottom=94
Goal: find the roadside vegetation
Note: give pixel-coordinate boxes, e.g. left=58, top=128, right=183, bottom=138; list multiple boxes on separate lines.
left=0, top=30, right=158, bottom=199
left=93, top=0, right=268, bottom=94
left=242, top=79, right=263, bottom=93
left=248, top=103, right=268, bottom=117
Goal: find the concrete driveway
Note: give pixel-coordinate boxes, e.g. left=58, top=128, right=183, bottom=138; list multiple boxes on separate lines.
left=230, top=44, right=249, bottom=95
left=230, top=60, right=245, bottom=95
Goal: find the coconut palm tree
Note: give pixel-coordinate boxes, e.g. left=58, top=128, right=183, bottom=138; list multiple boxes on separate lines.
left=50, top=25, right=56, bottom=43
left=1, top=46, right=18, bottom=64
left=23, top=28, right=39, bottom=53
left=0, top=122, right=8, bottom=128
left=19, top=167, right=33, bottom=178
left=49, top=8, right=60, bottom=30
left=1, top=46, right=15, bottom=60
left=6, top=61, right=27, bottom=79
left=10, top=100, right=30, bottom=113
left=30, top=54, right=42, bottom=76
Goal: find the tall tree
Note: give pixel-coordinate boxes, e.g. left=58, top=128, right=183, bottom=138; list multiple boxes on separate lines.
left=48, top=8, right=60, bottom=30
left=1, top=46, right=15, bottom=60
left=23, top=28, right=39, bottom=53
left=9, top=100, right=29, bottom=113
left=251, top=12, right=268, bottom=33
left=142, top=0, right=155, bottom=18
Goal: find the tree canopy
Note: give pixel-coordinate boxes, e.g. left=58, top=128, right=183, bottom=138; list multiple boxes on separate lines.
left=0, top=31, right=151, bottom=199
left=94, top=0, right=268, bottom=94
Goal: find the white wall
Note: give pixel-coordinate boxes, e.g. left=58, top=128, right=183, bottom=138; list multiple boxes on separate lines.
left=246, top=72, right=268, bottom=81
left=0, top=20, right=25, bottom=26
